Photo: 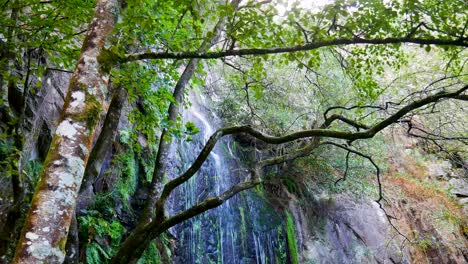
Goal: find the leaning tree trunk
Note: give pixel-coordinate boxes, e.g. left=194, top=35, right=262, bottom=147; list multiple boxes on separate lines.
left=115, top=2, right=241, bottom=262
left=13, top=0, right=120, bottom=263
left=79, top=86, right=128, bottom=208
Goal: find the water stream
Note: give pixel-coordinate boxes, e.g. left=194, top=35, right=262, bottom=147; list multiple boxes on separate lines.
left=167, top=93, right=287, bottom=264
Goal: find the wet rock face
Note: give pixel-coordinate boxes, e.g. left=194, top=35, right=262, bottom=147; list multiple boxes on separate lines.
left=22, top=69, right=72, bottom=162
left=315, top=196, right=406, bottom=263
left=285, top=194, right=407, bottom=264
left=450, top=178, right=468, bottom=215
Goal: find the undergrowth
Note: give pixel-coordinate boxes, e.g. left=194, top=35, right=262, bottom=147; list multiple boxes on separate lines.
left=79, top=210, right=125, bottom=264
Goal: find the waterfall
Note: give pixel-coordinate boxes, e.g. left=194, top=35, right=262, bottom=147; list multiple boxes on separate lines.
left=168, top=92, right=287, bottom=264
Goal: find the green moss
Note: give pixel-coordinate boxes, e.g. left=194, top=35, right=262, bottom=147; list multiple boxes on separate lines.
left=76, top=93, right=102, bottom=128
left=275, top=226, right=287, bottom=263
left=59, top=236, right=68, bottom=252
left=97, top=48, right=117, bottom=74
left=66, top=80, right=103, bottom=129
left=216, top=228, right=222, bottom=264
left=285, top=211, right=299, bottom=264
left=239, top=207, right=247, bottom=242
left=254, top=185, right=266, bottom=198
left=239, top=206, right=248, bottom=256
left=283, top=177, right=298, bottom=194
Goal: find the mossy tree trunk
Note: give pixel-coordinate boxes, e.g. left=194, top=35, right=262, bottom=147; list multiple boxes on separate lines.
left=13, top=0, right=120, bottom=263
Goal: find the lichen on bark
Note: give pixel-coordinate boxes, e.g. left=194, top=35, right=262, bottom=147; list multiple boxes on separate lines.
left=13, top=0, right=121, bottom=263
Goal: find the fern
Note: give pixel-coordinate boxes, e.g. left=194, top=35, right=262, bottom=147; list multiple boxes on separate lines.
left=114, top=149, right=138, bottom=209
left=137, top=241, right=160, bottom=264
left=86, top=242, right=111, bottom=264
left=79, top=214, right=125, bottom=263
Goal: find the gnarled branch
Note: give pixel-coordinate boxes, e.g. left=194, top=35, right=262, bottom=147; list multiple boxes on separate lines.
left=156, top=84, right=467, bottom=213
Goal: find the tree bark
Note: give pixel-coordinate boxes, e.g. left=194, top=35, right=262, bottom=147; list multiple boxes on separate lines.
left=13, top=0, right=120, bottom=263
left=78, top=86, right=127, bottom=208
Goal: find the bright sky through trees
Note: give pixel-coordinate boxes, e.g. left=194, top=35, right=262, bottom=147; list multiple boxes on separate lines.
left=277, top=0, right=332, bottom=16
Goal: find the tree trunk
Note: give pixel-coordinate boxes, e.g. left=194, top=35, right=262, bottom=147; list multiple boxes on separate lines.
left=140, top=58, right=200, bottom=223
left=13, top=0, right=120, bottom=263
left=78, top=86, right=128, bottom=209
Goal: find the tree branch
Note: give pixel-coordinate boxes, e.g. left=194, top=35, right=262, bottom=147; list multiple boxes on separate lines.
left=157, top=176, right=261, bottom=232
left=320, top=141, right=382, bottom=202
left=323, top=105, right=385, bottom=119
left=322, top=114, right=370, bottom=130
left=334, top=151, right=350, bottom=186
left=124, top=37, right=467, bottom=61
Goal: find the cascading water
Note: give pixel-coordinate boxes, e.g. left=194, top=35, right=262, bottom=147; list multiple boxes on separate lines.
left=167, top=92, right=289, bottom=264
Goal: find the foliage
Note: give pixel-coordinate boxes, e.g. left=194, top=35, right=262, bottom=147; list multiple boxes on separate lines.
left=79, top=210, right=125, bottom=263
left=137, top=241, right=160, bottom=264
left=113, top=62, right=175, bottom=148
left=0, top=135, right=17, bottom=177
left=0, top=0, right=95, bottom=84
left=114, top=149, right=138, bottom=209
left=23, top=160, right=42, bottom=189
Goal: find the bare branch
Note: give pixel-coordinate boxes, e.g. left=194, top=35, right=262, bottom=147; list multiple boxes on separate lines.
left=323, top=105, right=385, bottom=119
left=322, top=114, right=370, bottom=130
left=320, top=141, right=382, bottom=202
left=335, top=151, right=350, bottom=186
left=320, top=142, right=413, bottom=243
